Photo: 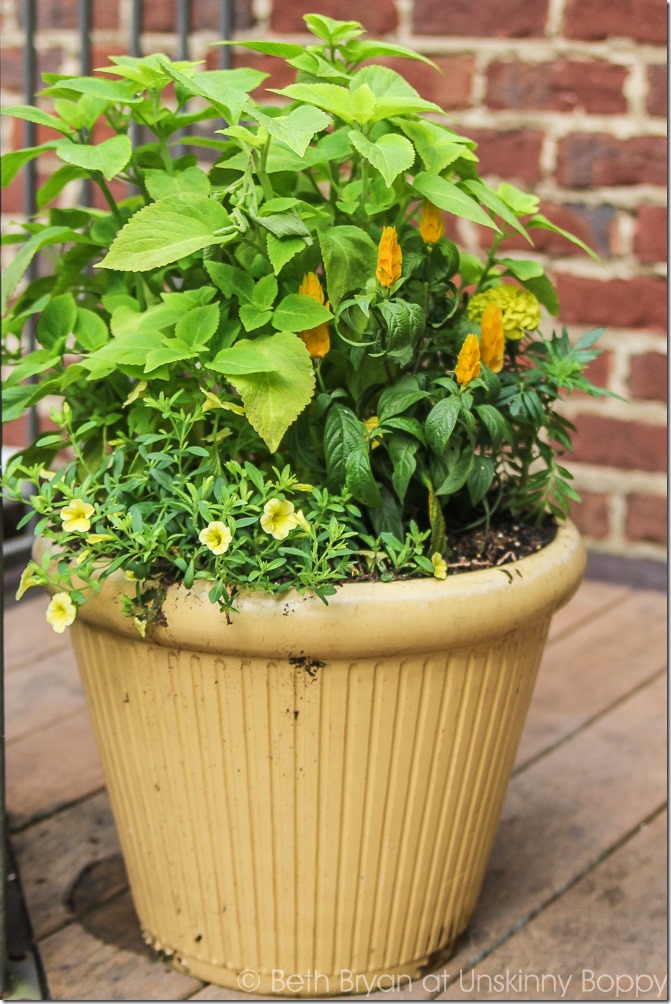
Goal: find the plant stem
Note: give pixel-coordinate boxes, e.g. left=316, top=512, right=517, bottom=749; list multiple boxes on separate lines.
left=96, top=175, right=123, bottom=224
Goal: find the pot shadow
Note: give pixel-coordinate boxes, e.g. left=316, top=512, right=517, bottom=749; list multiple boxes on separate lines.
left=65, top=854, right=149, bottom=958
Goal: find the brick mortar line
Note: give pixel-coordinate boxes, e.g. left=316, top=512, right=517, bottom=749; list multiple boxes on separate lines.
left=429, top=801, right=668, bottom=998
left=560, top=398, right=667, bottom=424
left=584, top=538, right=666, bottom=562
left=450, top=108, right=666, bottom=138
left=570, top=464, right=667, bottom=494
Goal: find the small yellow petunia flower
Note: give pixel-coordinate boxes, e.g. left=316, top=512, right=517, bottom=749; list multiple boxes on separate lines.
left=364, top=415, right=382, bottom=449
left=60, top=498, right=95, bottom=533
left=298, top=272, right=331, bottom=360
left=75, top=548, right=90, bottom=566
left=293, top=510, right=311, bottom=533
left=15, top=565, right=40, bottom=601
left=260, top=498, right=297, bottom=541
left=46, top=592, right=77, bottom=634
left=376, top=226, right=402, bottom=288
left=479, top=301, right=504, bottom=373
left=199, top=521, right=233, bottom=555
left=419, top=201, right=445, bottom=244
left=455, top=333, right=481, bottom=386
left=87, top=533, right=113, bottom=544
left=431, top=552, right=448, bottom=580
left=294, top=482, right=314, bottom=492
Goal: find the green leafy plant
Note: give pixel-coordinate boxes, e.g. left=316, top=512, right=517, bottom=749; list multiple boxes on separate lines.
left=2, top=14, right=613, bottom=631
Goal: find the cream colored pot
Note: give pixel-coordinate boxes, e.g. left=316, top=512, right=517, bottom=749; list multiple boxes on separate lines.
left=46, top=521, right=585, bottom=995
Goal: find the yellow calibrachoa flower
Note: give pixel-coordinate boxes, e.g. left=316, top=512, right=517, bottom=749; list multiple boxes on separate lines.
left=298, top=272, right=331, bottom=360
left=467, top=284, right=541, bottom=341
left=364, top=415, right=382, bottom=449
left=60, top=498, right=95, bottom=533
left=293, top=510, right=311, bottom=533
left=479, top=301, right=504, bottom=373
left=431, top=552, right=448, bottom=580
left=199, top=521, right=233, bottom=555
left=419, top=201, right=445, bottom=244
left=260, top=498, right=297, bottom=541
left=46, top=592, right=77, bottom=634
left=455, top=333, right=481, bottom=386
left=376, top=226, right=402, bottom=288
left=15, top=565, right=40, bottom=601
left=87, top=533, right=113, bottom=543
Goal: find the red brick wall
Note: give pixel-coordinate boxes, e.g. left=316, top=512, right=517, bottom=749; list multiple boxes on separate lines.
left=1, top=0, right=667, bottom=560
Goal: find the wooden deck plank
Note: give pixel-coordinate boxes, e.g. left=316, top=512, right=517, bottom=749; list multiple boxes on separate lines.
left=6, top=707, right=104, bottom=829
left=5, top=644, right=84, bottom=743
left=547, top=580, right=630, bottom=642
left=38, top=890, right=204, bottom=1001
left=12, top=791, right=123, bottom=940
left=517, top=588, right=667, bottom=767
left=438, top=812, right=667, bottom=1000
left=4, top=595, right=70, bottom=672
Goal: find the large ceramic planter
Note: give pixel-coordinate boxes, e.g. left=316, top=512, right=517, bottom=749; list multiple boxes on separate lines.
left=42, top=521, right=584, bottom=995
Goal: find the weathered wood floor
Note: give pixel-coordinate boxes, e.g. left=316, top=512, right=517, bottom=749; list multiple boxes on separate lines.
left=5, top=578, right=667, bottom=1001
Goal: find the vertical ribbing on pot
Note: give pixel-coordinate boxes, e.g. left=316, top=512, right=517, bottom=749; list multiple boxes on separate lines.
left=69, top=616, right=552, bottom=990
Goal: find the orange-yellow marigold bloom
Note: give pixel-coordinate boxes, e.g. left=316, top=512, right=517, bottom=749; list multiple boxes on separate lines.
left=455, top=333, right=481, bottom=386
left=419, top=201, right=445, bottom=244
left=376, top=226, right=402, bottom=288
left=298, top=272, right=331, bottom=359
left=479, top=302, right=504, bottom=373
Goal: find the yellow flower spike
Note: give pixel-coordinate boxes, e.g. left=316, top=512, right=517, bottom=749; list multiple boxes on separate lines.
left=467, top=284, right=541, bottom=341
left=431, top=552, right=448, bottom=580
left=376, top=226, right=402, bottom=288
left=260, top=498, right=297, bottom=541
left=199, top=521, right=233, bottom=555
left=60, top=498, right=95, bottom=533
left=455, top=333, right=481, bottom=386
left=364, top=415, right=382, bottom=449
left=46, top=592, right=77, bottom=634
left=298, top=272, right=325, bottom=304
left=15, top=565, right=40, bottom=601
left=419, top=201, right=445, bottom=244
left=479, top=301, right=505, bottom=373
left=298, top=273, right=331, bottom=360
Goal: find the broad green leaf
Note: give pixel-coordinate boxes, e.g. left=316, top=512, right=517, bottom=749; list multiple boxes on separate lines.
left=350, top=66, right=442, bottom=121
left=464, top=180, right=532, bottom=242
left=209, top=340, right=278, bottom=375
left=377, top=300, right=424, bottom=365
left=144, top=166, right=211, bottom=200
left=344, top=39, right=438, bottom=69
left=226, top=333, right=315, bottom=451
left=475, top=404, right=511, bottom=447
left=345, top=444, right=383, bottom=506
left=467, top=456, right=495, bottom=505
left=205, top=261, right=254, bottom=301
left=2, top=226, right=79, bottom=315
left=425, top=396, right=461, bottom=455
left=144, top=339, right=197, bottom=373
left=350, top=85, right=377, bottom=126
left=56, top=135, right=132, bottom=181
left=74, top=307, right=109, bottom=351
left=40, top=76, right=144, bottom=104
left=272, top=294, right=332, bottom=333
left=388, top=434, right=418, bottom=503
left=273, top=83, right=356, bottom=124
left=36, top=164, right=87, bottom=209
left=36, top=293, right=76, bottom=349
left=349, top=130, right=415, bottom=187
left=98, top=196, right=231, bottom=272
left=498, top=257, right=545, bottom=280
left=497, top=182, right=540, bottom=216
left=239, top=305, right=272, bottom=332
left=412, top=174, right=500, bottom=232
left=378, top=374, right=429, bottom=420
left=434, top=447, right=474, bottom=496
left=518, top=273, right=560, bottom=316
left=527, top=214, right=601, bottom=263
left=398, top=119, right=477, bottom=174
left=175, top=302, right=220, bottom=348
left=251, top=274, right=279, bottom=311
left=303, top=13, right=364, bottom=43
left=1, top=142, right=60, bottom=187
left=4, top=348, right=61, bottom=388
left=0, top=105, right=73, bottom=135
left=253, top=105, right=332, bottom=157
left=83, top=331, right=165, bottom=377
left=324, top=404, right=366, bottom=491
left=319, top=226, right=378, bottom=307
left=267, top=233, right=306, bottom=275
left=158, top=62, right=264, bottom=124
left=215, top=40, right=304, bottom=58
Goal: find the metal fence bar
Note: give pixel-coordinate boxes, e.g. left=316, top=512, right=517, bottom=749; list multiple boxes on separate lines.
left=219, top=0, right=233, bottom=68
left=130, top=0, right=142, bottom=57
left=78, top=0, right=93, bottom=205
left=177, top=0, right=191, bottom=60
